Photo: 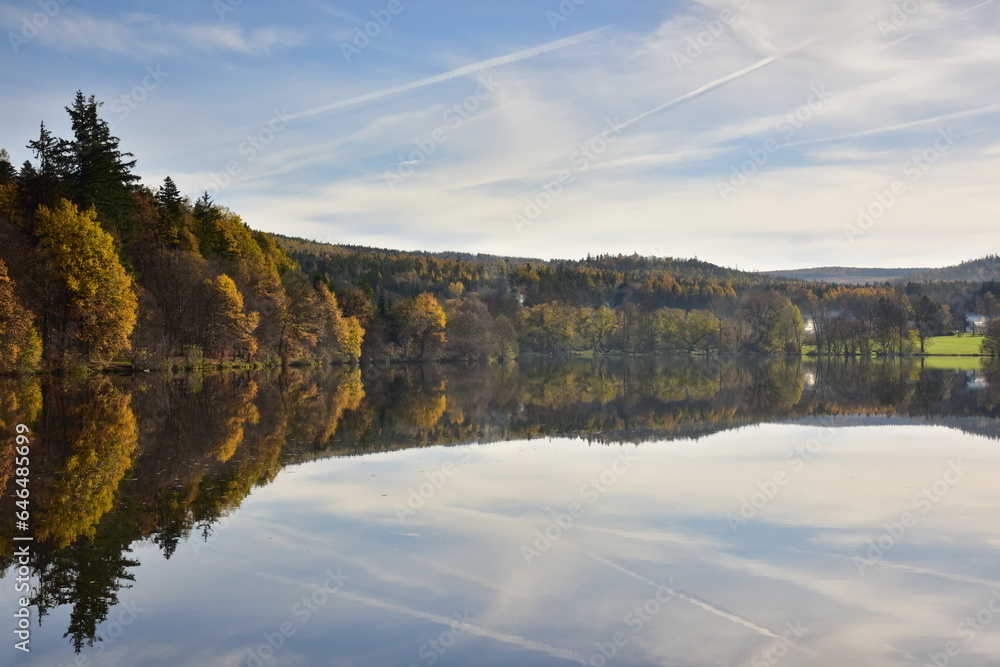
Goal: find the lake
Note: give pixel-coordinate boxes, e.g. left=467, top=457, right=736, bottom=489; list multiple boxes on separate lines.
left=2, top=357, right=999, bottom=666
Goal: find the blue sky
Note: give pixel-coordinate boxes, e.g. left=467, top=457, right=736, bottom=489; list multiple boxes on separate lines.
left=2, top=0, right=998, bottom=270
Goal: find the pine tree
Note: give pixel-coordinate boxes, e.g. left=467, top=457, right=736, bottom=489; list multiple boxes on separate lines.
left=0, top=149, right=17, bottom=186
left=24, top=122, right=69, bottom=211
left=63, top=92, right=140, bottom=240
left=154, top=176, right=184, bottom=248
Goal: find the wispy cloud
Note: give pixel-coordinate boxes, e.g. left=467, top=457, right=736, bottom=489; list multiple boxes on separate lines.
left=5, top=0, right=999, bottom=267
left=0, top=8, right=306, bottom=57
left=284, top=28, right=608, bottom=121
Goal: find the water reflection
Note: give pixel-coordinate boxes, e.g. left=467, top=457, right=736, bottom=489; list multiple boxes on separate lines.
left=0, top=357, right=998, bottom=664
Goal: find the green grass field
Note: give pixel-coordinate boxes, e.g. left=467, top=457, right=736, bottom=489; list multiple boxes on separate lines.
left=924, top=335, right=984, bottom=356
left=920, top=355, right=984, bottom=370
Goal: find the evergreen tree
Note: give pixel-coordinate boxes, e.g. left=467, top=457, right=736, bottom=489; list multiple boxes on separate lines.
left=24, top=122, right=69, bottom=211
left=154, top=176, right=187, bottom=248
left=63, top=92, right=140, bottom=240
left=0, top=149, right=17, bottom=185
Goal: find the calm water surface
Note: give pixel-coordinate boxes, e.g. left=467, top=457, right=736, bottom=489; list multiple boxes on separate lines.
left=2, top=358, right=999, bottom=666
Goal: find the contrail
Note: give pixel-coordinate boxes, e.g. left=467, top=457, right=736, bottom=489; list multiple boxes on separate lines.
left=586, top=552, right=782, bottom=639
left=284, top=28, right=607, bottom=122
left=525, top=44, right=809, bottom=195
left=960, top=0, right=999, bottom=15
left=786, top=102, right=1000, bottom=147
left=335, top=590, right=590, bottom=664
left=602, top=41, right=812, bottom=138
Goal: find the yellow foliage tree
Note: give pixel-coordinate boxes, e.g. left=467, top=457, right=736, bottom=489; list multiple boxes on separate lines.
left=0, top=260, right=42, bottom=373
left=34, top=199, right=138, bottom=362
left=397, top=292, right=447, bottom=360
left=202, top=274, right=259, bottom=359
left=36, top=379, right=138, bottom=547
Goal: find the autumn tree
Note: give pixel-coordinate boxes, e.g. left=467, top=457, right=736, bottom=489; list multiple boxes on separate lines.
left=579, top=306, right=617, bottom=352
left=491, top=314, right=519, bottom=362
left=655, top=308, right=686, bottom=351
left=200, top=274, right=259, bottom=360
left=34, top=199, right=138, bottom=363
left=396, top=292, right=447, bottom=360
left=316, top=281, right=363, bottom=363
left=0, top=259, right=42, bottom=373
left=982, top=319, right=1000, bottom=357
left=444, top=296, right=494, bottom=361
left=521, top=302, right=578, bottom=353
left=35, top=378, right=138, bottom=548
left=734, top=290, right=804, bottom=354
left=679, top=310, right=721, bottom=354
left=912, top=294, right=949, bottom=353
left=872, top=294, right=913, bottom=355
left=192, top=195, right=254, bottom=261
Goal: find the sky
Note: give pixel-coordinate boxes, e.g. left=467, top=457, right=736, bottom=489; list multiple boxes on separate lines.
left=1, top=0, right=998, bottom=270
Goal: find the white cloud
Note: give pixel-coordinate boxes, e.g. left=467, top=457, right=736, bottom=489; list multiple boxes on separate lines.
left=0, top=7, right=306, bottom=57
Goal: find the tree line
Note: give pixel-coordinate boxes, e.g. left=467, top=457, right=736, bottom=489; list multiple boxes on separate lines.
left=0, top=93, right=362, bottom=372
left=1, top=93, right=998, bottom=373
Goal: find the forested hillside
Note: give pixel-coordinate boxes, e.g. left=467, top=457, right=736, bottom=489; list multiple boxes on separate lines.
left=0, top=93, right=997, bottom=374
left=767, top=256, right=1000, bottom=284
left=0, top=92, right=362, bottom=373
left=900, top=255, right=1000, bottom=283
left=279, top=236, right=999, bottom=360
left=767, top=266, right=925, bottom=284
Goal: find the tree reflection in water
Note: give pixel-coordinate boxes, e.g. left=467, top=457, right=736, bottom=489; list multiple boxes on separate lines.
left=0, top=356, right=998, bottom=651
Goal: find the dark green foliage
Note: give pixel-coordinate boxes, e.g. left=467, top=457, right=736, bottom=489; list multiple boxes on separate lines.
left=62, top=92, right=141, bottom=240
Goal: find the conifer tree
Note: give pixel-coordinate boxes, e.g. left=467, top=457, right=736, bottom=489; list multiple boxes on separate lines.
left=63, top=92, right=140, bottom=239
